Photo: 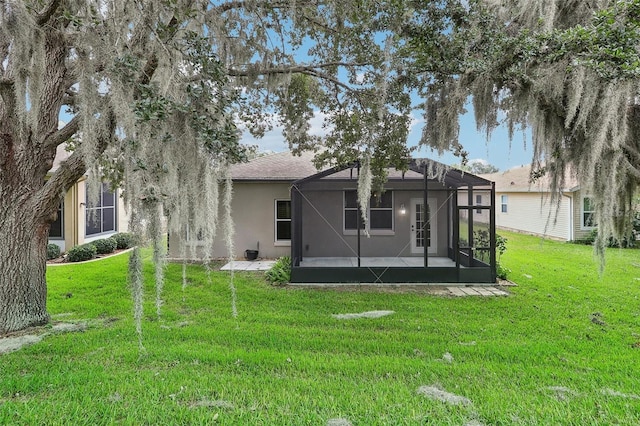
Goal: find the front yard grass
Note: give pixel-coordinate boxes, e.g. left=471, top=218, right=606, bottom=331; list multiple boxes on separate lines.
left=1, top=232, right=639, bottom=425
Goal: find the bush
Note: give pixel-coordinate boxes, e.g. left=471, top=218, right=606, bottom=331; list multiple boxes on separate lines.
left=573, top=228, right=637, bottom=248
left=266, top=256, right=291, bottom=285
left=90, top=238, right=117, bottom=254
left=67, top=243, right=97, bottom=262
left=111, top=232, right=136, bottom=249
left=47, top=244, right=61, bottom=260
left=573, top=229, right=597, bottom=245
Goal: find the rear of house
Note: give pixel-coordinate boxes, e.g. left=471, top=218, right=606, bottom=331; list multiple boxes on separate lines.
left=168, top=152, right=498, bottom=284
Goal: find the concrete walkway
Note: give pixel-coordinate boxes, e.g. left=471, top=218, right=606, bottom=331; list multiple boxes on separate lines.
left=445, top=286, right=509, bottom=297
left=287, top=283, right=510, bottom=297
left=220, top=260, right=276, bottom=271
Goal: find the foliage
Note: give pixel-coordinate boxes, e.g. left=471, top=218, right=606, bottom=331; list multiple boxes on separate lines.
left=2, top=234, right=637, bottom=424
left=111, top=233, right=136, bottom=250
left=453, top=159, right=499, bottom=174
left=407, top=0, right=640, bottom=264
left=266, top=256, right=292, bottom=286
left=66, top=244, right=97, bottom=263
left=1, top=0, right=473, bottom=334
left=471, top=231, right=509, bottom=279
left=574, top=227, right=639, bottom=248
left=46, top=244, right=61, bottom=260
left=89, top=238, right=117, bottom=255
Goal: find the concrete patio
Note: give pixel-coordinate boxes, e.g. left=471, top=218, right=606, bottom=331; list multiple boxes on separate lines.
left=220, top=260, right=276, bottom=271
left=297, top=256, right=459, bottom=268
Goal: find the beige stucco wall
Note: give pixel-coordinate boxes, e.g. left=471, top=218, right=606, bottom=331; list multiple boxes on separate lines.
left=168, top=182, right=293, bottom=260
left=51, top=178, right=130, bottom=252
left=494, top=191, right=572, bottom=240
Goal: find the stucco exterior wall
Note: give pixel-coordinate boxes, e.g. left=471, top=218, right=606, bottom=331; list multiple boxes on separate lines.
left=49, top=179, right=130, bottom=252
left=494, top=191, right=572, bottom=240
left=168, top=182, right=293, bottom=260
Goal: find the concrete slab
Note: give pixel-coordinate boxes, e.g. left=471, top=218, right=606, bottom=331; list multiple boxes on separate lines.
left=447, top=287, right=468, bottom=297
left=220, top=260, right=275, bottom=271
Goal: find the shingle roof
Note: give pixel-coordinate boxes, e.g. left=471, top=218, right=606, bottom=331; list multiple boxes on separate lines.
left=481, top=165, right=580, bottom=193
left=231, top=151, right=321, bottom=181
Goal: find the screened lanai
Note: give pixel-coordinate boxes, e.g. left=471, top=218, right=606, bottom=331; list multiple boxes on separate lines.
left=289, top=159, right=496, bottom=284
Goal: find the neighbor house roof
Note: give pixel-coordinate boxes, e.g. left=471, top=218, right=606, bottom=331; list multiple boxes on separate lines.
left=49, top=144, right=73, bottom=174
left=481, top=165, right=580, bottom=193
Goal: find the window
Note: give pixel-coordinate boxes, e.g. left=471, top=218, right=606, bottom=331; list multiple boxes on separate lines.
left=344, top=190, right=393, bottom=231
left=500, top=195, right=508, bottom=213
left=86, top=183, right=117, bottom=236
left=275, top=200, right=291, bottom=242
left=475, top=194, right=482, bottom=214
left=49, top=202, right=63, bottom=239
left=582, top=197, right=596, bottom=229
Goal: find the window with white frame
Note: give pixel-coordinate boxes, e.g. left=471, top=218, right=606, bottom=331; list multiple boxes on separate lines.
left=500, top=195, right=508, bottom=213
left=86, top=183, right=116, bottom=236
left=344, top=190, right=393, bottom=231
left=475, top=194, right=482, bottom=214
left=49, top=202, right=63, bottom=239
left=582, top=197, right=596, bottom=228
left=275, top=199, right=291, bottom=242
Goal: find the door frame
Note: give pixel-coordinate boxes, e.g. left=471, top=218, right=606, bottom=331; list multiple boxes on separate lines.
left=410, top=198, right=437, bottom=254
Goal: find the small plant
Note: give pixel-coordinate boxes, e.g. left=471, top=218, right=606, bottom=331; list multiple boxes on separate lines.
left=495, top=234, right=509, bottom=280
left=47, top=243, right=61, bottom=260
left=111, top=232, right=136, bottom=249
left=90, top=238, right=117, bottom=254
left=67, top=243, right=97, bottom=262
left=266, top=256, right=291, bottom=285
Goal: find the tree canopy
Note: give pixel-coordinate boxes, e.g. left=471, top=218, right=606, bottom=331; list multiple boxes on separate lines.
left=2, top=0, right=639, bottom=334
left=411, top=0, right=640, bottom=257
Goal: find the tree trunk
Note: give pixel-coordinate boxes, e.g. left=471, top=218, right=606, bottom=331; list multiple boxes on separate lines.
left=0, top=202, right=50, bottom=335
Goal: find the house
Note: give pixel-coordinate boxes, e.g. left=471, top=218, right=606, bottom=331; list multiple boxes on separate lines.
left=168, top=151, right=498, bottom=284
left=48, top=145, right=129, bottom=252
left=480, top=165, right=590, bottom=241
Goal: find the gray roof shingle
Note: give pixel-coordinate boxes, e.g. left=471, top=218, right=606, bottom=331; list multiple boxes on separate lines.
left=231, top=151, right=321, bottom=181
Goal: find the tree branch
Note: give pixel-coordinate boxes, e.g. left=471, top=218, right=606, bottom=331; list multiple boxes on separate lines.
left=227, top=62, right=367, bottom=92
left=37, top=110, right=116, bottom=220
left=43, top=114, right=80, bottom=151
left=35, top=0, right=63, bottom=26
left=211, top=0, right=317, bottom=15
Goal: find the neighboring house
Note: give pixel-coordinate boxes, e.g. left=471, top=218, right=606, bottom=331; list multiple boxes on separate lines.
left=480, top=165, right=591, bottom=241
left=169, top=151, right=498, bottom=284
left=48, top=145, right=129, bottom=252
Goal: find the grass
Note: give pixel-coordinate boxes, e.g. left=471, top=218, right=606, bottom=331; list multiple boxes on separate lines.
left=1, top=232, right=639, bottom=425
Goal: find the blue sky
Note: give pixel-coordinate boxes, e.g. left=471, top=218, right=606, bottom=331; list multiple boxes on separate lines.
left=241, top=105, right=532, bottom=172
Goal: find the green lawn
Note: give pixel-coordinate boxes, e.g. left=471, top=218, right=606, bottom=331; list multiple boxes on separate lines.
left=1, top=232, right=639, bottom=425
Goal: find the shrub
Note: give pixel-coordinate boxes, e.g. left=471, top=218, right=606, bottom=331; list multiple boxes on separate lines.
left=573, top=228, right=637, bottom=248
left=90, top=238, right=117, bottom=254
left=67, top=243, right=97, bottom=262
left=111, top=232, right=136, bottom=249
left=573, top=229, right=597, bottom=245
left=266, top=256, right=291, bottom=285
left=47, top=244, right=61, bottom=260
